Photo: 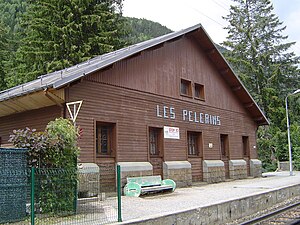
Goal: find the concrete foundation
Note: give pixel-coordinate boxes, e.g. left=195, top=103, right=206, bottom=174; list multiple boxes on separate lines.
left=203, top=160, right=225, bottom=183
left=229, top=160, right=247, bottom=179
left=250, top=159, right=262, bottom=177
left=119, top=182, right=300, bottom=225
left=117, top=162, right=153, bottom=187
left=278, top=161, right=292, bottom=171
left=163, top=161, right=192, bottom=187
left=78, top=163, right=100, bottom=197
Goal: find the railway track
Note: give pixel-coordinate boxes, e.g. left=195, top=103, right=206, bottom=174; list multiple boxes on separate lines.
left=240, top=201, right=300, bottom=225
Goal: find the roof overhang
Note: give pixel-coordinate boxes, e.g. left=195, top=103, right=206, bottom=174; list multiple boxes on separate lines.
left=0, top=88, right=64, bottom=117
left=0, top=24, right=269, bottom=125
left=189, top=28, right=269, bottom=126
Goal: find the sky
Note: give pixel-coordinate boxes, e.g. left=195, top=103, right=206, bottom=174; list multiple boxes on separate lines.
left=123, top=0, right=300, bottom=56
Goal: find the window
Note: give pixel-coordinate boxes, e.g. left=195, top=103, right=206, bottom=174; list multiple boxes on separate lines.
left=96, top=122, right=115, bottom=156
left=180, top=79, right=192, bottom=97
left=220, top=134, right=229, bottom=157
left=194, top=83, right=205, bottom=100
left=187, top=131, right=202, bottom=156
left=242, top=136, right=249, bottom=157
left=149, top=127, right=162, bottom=156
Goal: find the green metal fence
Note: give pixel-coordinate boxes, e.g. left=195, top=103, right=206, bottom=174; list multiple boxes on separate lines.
left=0, top=148, right=27, bottom=224
left=0, top=149, right=122, bottom=225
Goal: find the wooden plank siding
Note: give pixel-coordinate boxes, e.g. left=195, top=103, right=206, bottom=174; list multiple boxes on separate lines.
left=188, top=157, right=203, bottom=182
left=68, top=81, right=258, bottom=163
left=85, top=36, right=247, bottom=115
left=65, top=35, right=259, bottom=183
left=0, top=34, right=260, bottom=185
left=0, top=105, right=62, bottom=146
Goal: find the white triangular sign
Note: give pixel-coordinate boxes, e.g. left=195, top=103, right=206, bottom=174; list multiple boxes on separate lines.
left=66, top=100, right=83, bottom=123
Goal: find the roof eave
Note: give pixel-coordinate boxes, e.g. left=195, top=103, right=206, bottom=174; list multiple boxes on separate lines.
left=195, top=27, right=269, bottom=126
left=53, top=24, right=203, bottom=89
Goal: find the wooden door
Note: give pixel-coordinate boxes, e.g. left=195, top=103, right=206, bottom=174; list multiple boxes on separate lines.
left=220, top=134, right=230, bottom=179
left=149, top=127, right=163, bottom=177
left=243, top=136, right=251, bottom=176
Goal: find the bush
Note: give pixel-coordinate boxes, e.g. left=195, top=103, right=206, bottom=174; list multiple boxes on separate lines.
left=9, top=118, right=79, bottom=168
left=9, top=118, right=80, bottom=214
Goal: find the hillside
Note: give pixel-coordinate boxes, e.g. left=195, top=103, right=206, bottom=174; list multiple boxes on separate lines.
left=124, top=17, right=173, bottom=44
left=125, top=17, right=226, bottom=53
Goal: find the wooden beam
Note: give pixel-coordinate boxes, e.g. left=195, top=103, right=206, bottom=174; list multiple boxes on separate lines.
left=220, top=69, right=230, bottom=75
left=206, top=49, right=216, bottom=55
left=44, top=90, right=63, bottom=108
left=244, top=102, right=254, bottom=108
left=232, top=85, right=242, bottom=91
left=253, top=116, right=263, bottom=121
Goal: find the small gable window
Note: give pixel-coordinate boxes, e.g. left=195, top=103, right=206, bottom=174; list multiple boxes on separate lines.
left=180, top=79, right=192, bottom=97
left=194, top=83, right=205, bottom=100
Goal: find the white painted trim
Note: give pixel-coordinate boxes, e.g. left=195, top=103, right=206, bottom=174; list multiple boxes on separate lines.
left=229, top=160, right=247, bottom=166
left=117, top=162, right=153, bottom=172
left=250, top=159, right=262, bottom=166
left=203, top=160, right=224, bottom=167
left=163, top=161, right=191, bottom=170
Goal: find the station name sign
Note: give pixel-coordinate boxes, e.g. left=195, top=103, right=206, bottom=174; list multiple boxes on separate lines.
left=156, top=105, right=221, bottom=126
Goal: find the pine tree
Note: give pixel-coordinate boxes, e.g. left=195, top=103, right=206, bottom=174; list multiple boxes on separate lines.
left=222, top=0, right=300, bottom=170
left=0, top=22, right=8, bottom=90
left=0, top=0, right=27, bottom=90
left=8, top=0, right=128, bottom=87
left=124, top=17, right=172, bottom=44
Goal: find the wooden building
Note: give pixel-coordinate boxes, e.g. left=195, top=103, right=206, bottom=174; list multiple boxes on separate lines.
left=0, top=24, right=268, bottom=187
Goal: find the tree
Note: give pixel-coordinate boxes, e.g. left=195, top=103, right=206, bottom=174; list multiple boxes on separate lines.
left=8, top=0, right=128, bottom=87
left=124, top=17, right=172, bottom=44
left=222, top=0, right=300, bottom=171
left=0, top=22, right=8, bottom=90
left=0, top=0, right=27, bottom=90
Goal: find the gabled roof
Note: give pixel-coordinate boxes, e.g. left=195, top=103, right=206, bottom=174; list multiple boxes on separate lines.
left=0, top=24, right=269, bottom=125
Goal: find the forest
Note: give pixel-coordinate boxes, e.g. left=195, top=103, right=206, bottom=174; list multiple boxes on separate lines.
left=0, top=0, right=299, bottom=172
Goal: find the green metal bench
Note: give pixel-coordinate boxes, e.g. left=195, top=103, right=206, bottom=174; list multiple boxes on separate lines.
left=124, top=175, right=176, bottom=197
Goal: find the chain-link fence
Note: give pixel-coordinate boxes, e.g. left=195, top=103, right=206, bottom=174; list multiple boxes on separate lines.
left=0, top=148, right=122, bottom=225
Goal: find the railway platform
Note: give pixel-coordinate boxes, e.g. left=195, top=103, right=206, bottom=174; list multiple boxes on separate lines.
left=115, top=171, right=300, bottom=225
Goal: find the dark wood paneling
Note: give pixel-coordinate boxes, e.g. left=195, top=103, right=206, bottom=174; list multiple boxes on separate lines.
left=66, top=35, right=259, bottom=167
left=86, top=36, right=248, bottom=115
left=150, top=157, right=163, bottom=177
left=0, top=33, right=261, bottom=187
left=68, top=80, right=258, bottom=165
left=188, top=157, right=203, bottom=182
left=244, top=157, right=251, bottom=176
left=222, top=158, right=230, bottom=179
left=96, top=158, right=116, bottom=192
left=0, top=105, right=61, bottom=145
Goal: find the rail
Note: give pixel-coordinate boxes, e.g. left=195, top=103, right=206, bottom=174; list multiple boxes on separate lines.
left=240, top=201, right=300, bottom=225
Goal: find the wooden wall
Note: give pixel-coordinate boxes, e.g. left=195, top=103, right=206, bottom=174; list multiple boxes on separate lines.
left=69, top=81, right=258, bottom=163
left=0, top=105, right=62, bottom=146
left=67, top=35, right=259, bottom=166
left=0, top=34, right=260, bottom=184
left=86, top=36, right=247, bottom=114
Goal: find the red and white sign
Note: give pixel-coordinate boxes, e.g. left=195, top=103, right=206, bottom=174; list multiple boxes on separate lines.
left=164, top=126, right=180, bottom=139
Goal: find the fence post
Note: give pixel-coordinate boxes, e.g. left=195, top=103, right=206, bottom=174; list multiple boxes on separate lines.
left=74, top=158, right=78, bottom=214
left=117, top=165, right=122, bottom=222
left=31, top=167, right=35, bottom=225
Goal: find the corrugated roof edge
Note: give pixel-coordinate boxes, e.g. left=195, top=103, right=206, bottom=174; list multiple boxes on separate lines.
left=0, top=23, right=269, bottom=125
left=0, top=24, right=202, bottom=102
